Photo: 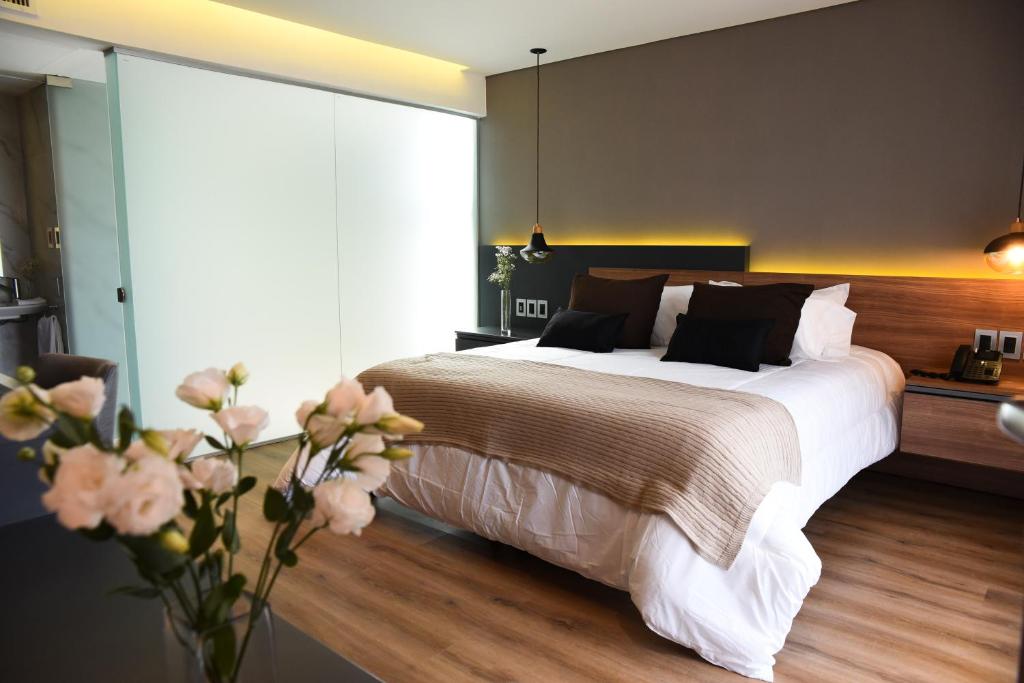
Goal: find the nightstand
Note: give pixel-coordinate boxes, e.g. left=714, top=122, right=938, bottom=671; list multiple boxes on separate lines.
left=454, top=326, right=540, bottom=351
left=900, top=375, right=1024, bottom=475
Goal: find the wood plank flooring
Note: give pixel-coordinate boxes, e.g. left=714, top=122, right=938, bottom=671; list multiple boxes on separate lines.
left=235, top=441, right=1023, bottom=682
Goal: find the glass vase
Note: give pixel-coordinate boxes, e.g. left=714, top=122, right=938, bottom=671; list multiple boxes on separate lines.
left=164, top=592, right=278, bottom=683
left=500, top=288, right=512, bottom=336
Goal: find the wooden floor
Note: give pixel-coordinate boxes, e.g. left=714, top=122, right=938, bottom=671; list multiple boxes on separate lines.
left=236, top=441, right=1023, bottom=682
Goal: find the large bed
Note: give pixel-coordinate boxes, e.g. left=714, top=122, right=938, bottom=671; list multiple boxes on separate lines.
left=378, top=338, right=904, bottom=680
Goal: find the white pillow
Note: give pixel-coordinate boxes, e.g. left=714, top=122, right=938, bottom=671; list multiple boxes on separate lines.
left=791, top=298, right=857, bottom=361
left=651, top=285, right=693, bottom=346
left=808, top=282, right=849, bottom=307
left=708, top=280, right=742, bottom=287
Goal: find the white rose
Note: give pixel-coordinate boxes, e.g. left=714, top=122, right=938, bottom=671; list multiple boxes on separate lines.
left=0, top=385, right=55, bottom=441
left=352, top=455, right=390, bottom=492
left=324, top=378, right=365, bottom=418
left=124, top=429, right=203, bottom=463
left=355, top=386, right=394, bottom=427
left=105, top=455, right=184, bottom=536
left=175, top=368, right=230, bottom=411
left=49, top=376, right=106, bottom=420
left=188, top=456, right=239, bottom=494
left=311, top=478, right=375, bottom=535
left=41, top=444, right=122, bottom=530
left=211, top=405, right=269, bottom=446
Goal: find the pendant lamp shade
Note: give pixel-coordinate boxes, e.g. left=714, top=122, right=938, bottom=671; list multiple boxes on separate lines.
left=520, top=48, right=554, bottom=264
left=985, top=153, right=1024, bottom=274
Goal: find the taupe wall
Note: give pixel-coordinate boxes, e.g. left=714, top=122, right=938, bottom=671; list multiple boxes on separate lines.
left=479, top=0, right=1024, bottom=279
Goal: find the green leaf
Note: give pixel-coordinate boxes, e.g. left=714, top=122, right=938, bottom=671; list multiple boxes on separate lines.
left=209, top=623, right=237, bottom=680
left=182, top=490, right=199, bottom=519
left=205, top=435, right=226, bottom=452
left=221, top=511, right=240, bottom=554
left=117, top=406, right=135, bottom=450
left=291, top=486, right=314, bottom=514
left=236, top=475, right=257, bottom=496
left=54, top=414, right=89, bottom=447
left=215, top=491, right=232, bottom=510
left=262, top=486, right=288, bottom=522
left=189, top=502, right=218, bottom=558
left=274, top=524, right=296, bottom=560
left=109, top=585, right=161, bottom=599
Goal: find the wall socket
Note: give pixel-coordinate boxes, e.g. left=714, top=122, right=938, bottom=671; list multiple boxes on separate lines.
left=974, top=328, right=998, bottom=352
left=537, top=300, right=548, bottom=318
left=998, top=331, right=1023, bottom=360
left=515, top=298, right=526, bottom=317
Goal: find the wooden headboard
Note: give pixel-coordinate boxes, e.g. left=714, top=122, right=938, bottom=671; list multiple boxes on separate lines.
left=591, top=268, right=1024, bottom=379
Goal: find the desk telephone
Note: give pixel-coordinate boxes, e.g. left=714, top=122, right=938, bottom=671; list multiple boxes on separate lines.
left=911, top=344, right=1003, bottom=384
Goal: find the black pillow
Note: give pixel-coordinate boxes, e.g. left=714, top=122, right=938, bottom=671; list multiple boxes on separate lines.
left=661, top=314, right=774, bottom=372
left=568, top=273, right=669, bottom=349
left=537, top=309, right=629, bottom=353
left=685, top=282, right=813, bottom=366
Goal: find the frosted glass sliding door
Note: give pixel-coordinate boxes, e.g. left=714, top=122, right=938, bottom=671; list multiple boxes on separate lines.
left=334, top=95, right=476, bottom=376
left=48, top=80, right=131, bottom=406
left=107, top=54, right=341, bottom=442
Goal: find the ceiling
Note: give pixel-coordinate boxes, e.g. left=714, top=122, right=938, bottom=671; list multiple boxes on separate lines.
left=0, top=22, right=106, bottom=94
left=218, top=0, right=857, bottom=75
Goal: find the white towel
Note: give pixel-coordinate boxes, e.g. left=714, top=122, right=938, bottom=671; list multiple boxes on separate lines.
left=37, top=314, right=65, bottom=355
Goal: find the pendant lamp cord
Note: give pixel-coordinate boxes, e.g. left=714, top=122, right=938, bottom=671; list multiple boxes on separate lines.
left=1017, top=150, right=1024, bottom=220
left=535, top=51, right=541, bottom=226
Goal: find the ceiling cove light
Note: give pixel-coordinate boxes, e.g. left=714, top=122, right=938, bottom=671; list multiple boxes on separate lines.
left=520, top=47, right=554, bottom=264
left=984, top=152, right=1024, bottom=274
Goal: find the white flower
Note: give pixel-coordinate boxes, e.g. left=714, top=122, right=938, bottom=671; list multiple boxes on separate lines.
left=49, top=376, right=106, bottom=420
left=105, top=455, right=184, bottom=536
left=296, top=400, right=346, bottom=447
left=41, top=444, right=121, bottom=530
left=226, top=362, right=249, bottom=387
left=124, top=429, right=203, bottom=463
left=211, top=405, right=269, bottom=446
left=352, top=455, right=390, bottom=492
left=324, top=378, right=365, bottom=418
left=0, top=385, right=55, bottom=441
left=355, top=386, right=394, bottom=427
left=347, top=433, right=384, bottom=458
left=311, top=478, right=375, bottom=535
left=175, top=368, right=230, bottom=411
left=187, top=456, right=238, bottom=494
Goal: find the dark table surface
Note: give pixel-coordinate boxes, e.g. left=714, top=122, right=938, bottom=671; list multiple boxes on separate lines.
left=0, top=514, right=378, bottom=682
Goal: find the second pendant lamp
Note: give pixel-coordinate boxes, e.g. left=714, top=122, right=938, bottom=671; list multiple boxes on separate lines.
left=520, top=47, right=554, bottom=264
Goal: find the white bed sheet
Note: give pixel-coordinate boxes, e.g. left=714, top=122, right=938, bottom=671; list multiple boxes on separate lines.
left=378, top=342, right=905, bottom=680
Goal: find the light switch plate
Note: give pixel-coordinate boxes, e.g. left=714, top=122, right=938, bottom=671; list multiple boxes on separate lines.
left=975, top=328, right=998, bottom=352
left=537, top=300, right=548, bottom=318
left=999, top=331, right=1023, bottom=360
left=526, top=299, right=537, bottom=318
left=515, top=298, right=526, bottom=317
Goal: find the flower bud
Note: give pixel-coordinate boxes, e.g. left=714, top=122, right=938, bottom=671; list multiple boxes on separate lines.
left=159, top=529, right=190, bottom=555
left=227, top=362, right=249, bottom=387
left=375, top=414, right=424, bottom=436
left=380, top=446, right=414, bottom=460
left=16, top=446, right=36, bottom=461
left=15, top=366, right=35, bottom=384
left=141, top=430, right=170, bottom=456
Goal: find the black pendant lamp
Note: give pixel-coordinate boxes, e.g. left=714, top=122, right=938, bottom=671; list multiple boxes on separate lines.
left=520, top=47, right=554, bottom=264
left=984, top=152, right=1024, bottom=274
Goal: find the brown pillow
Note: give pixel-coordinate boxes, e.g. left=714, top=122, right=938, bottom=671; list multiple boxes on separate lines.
left=568, top=273, right=669, bottom=349
left=686, top=282, right=814, bottom=366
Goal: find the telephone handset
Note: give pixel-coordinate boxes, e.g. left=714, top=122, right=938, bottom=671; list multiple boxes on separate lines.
left=911, top=344, right=1002, bottom=384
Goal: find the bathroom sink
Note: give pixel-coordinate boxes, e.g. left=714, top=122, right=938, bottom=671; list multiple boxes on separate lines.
left=0, top=299, right=47, bottom=321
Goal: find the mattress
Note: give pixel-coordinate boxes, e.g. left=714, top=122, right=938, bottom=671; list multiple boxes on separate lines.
left=377, top=341, right=905, bottom=680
